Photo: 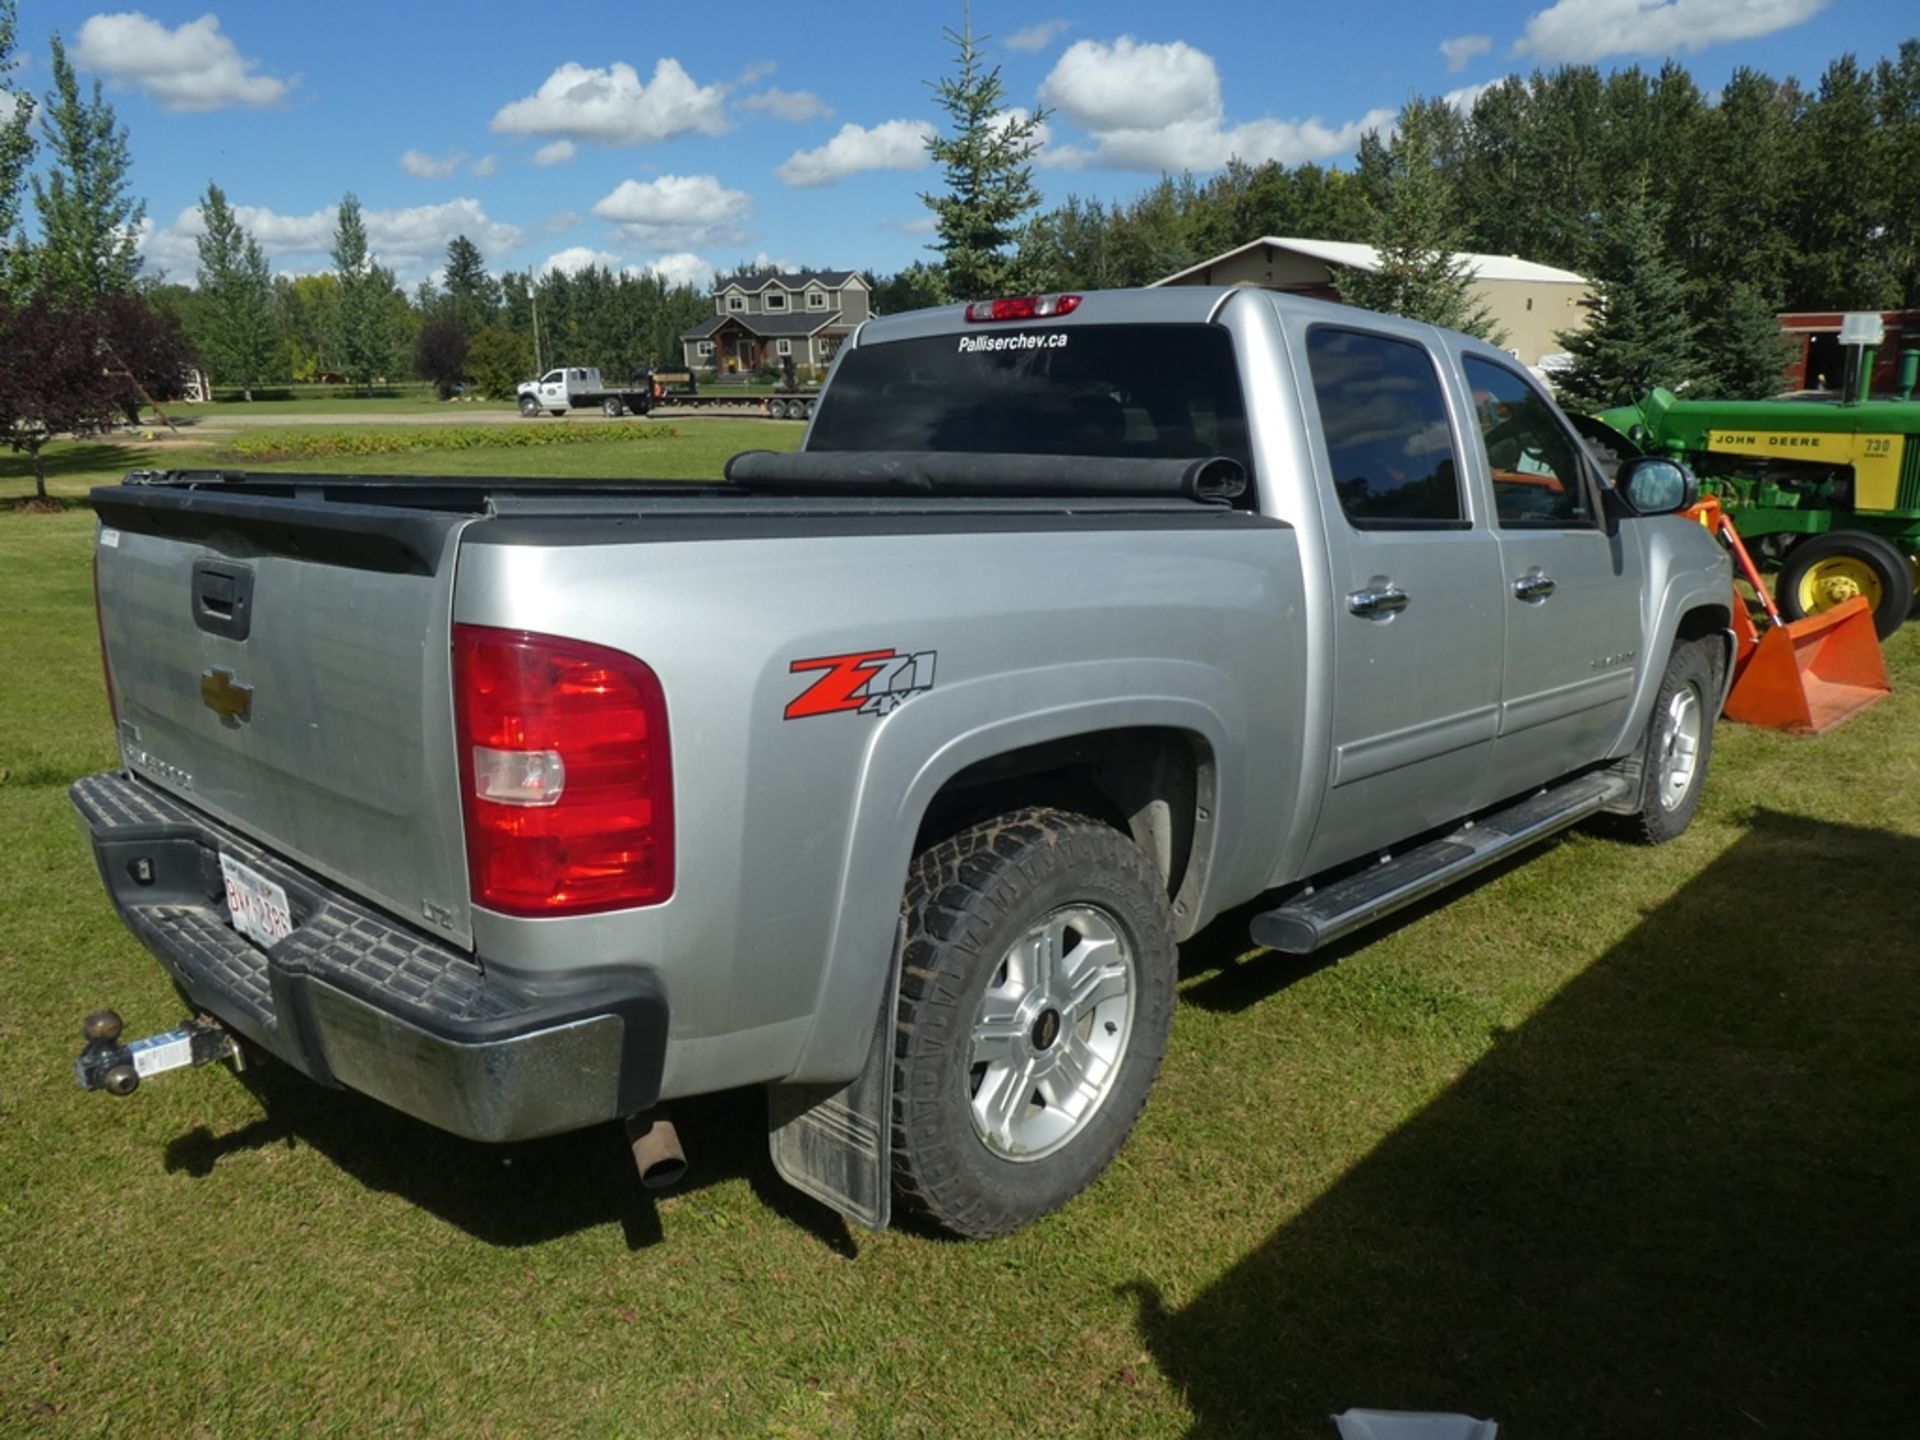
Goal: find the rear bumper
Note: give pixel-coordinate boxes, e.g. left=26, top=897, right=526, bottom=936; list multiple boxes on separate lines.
left=71, top=771, right=668, bottom=1141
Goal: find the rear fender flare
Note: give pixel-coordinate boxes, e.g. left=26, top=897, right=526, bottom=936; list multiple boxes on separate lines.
left=782, top=659, right=1243, bottom=1084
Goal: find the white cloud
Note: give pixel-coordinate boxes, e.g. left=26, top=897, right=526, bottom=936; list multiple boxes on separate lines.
left=1439, top=34, right=1492, bottom=72
left=639, top=251, right=716, bottom=290
left=400, top=147, right=464, bottom=179
left=1444, top=78, right=1506, bottom=112
left=544, top=209, right=581, bottom=233
left=139, top=197, right=524, bottom=284
left=1042, top=37, right=1219, bottom=132
left=750, top=251, right=797, bottom=273
left=540, top=245, right=624, bottom=277
left=491, top=58, right=729, bottom=146
left=1514, top=0, right=1827, bottom=62
left=737, top=60, right=776, bottom=86
left=1039, top=36, right=1391, bottom=171
left=73, top=11, right=290, bottom=112
left=532, top=140, right=577, bottom=166
left=470, top=154, right=498, bottom=178
left=775, top=118, right=934, bottom=187
left=738, top=87, right=833, bottom=123
left=1005, top=19, right=1071, bottom=52
left=591, top=173, right=752, bottom=247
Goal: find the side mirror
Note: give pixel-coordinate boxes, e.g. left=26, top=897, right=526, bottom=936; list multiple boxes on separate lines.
left=1617, top=455, right=1697, bottom=516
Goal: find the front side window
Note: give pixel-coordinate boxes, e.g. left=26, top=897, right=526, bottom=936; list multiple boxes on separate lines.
left=1463, top=357, right=1594, bottom=528
left=1305, top=327, right=1463, bottom=527
left=540, top=370, right=561, bottom=385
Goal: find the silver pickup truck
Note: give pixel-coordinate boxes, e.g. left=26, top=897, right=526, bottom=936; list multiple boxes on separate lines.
left=75, top=286, right=1731, bottom=1238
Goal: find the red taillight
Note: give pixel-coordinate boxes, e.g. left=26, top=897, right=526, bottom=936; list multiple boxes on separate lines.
left=453, top=625, right=674, bottom=916
left=92, top=548, right=118, bottom=730
left=963, top=293, right=1082, bottom=322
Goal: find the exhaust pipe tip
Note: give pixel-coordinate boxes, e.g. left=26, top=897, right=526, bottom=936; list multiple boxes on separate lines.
left=623, top=1110, right=687, bottom=1191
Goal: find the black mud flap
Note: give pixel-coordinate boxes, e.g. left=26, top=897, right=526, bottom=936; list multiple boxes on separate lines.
left=766, top=922, right=902, bottom=1231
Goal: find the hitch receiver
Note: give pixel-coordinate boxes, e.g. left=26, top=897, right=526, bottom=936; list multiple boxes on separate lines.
left=74, top=1009, right=242, bottom=1096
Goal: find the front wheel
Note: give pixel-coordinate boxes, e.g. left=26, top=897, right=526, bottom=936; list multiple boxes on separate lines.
left=1776, top=530, right=1913, bottom=640
left=891, top=808, right=1176, bottom=1238
left=1618, top=637, right=1719, bottom=845
left=518, top=394, right=541, bottom=418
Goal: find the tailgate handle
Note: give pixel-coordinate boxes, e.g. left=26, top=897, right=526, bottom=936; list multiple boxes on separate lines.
left=191, top=560, right=254, bottom=640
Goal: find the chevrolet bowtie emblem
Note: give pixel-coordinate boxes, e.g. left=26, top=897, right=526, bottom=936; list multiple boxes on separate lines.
left=200, top=668, right=253, bottom=725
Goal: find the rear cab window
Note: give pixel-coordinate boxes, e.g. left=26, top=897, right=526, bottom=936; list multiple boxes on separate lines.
left=808, top=323, right=1255, bottom=497
left=1304, top=327, right=1466, bottom=528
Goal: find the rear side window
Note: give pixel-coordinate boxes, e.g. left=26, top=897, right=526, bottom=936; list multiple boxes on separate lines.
left=807, top=324, right=1253, bottom=478
left=1463, top=356, right=1595, bottom=528
left=1305, top=327, right=1464, bottom=528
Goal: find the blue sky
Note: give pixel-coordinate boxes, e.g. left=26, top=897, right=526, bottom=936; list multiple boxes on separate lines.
left=12, top=1, right=1913, bottom=291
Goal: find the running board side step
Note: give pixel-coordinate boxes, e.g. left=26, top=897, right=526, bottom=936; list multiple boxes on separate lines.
left=1250, top=771, right=1632, bottom=955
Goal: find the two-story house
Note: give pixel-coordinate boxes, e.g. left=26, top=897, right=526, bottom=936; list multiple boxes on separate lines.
left=680, top=270, right=872, bottom=374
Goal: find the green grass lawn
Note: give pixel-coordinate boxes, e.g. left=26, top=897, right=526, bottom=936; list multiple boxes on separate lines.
left=2, top=438, right=1917, bottom=1436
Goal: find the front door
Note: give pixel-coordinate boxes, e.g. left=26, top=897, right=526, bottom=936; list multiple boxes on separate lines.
left=1460, top=356, right=1644, bottom=797
left=1297, top=325, right=1508, bottom=875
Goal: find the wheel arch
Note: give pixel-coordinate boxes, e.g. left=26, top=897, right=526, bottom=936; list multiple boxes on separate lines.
left=784, top=675, right=1245, bottom=1085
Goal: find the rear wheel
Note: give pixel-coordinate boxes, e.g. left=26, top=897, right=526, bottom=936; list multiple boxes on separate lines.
left=892, top=808, right=1176, bottom=1238
left=603, top=396, right=626, bottom=417
left=518, top=394, right=541, bottom=418
left=1777, top=529, right=1913, bottom=640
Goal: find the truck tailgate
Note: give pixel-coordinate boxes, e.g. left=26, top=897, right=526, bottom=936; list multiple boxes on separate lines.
left=91, top=486, right=476, bottom=947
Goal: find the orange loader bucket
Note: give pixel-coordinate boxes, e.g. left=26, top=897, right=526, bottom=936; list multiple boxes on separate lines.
left=1722, top=595, right=1889, bottom=734
left=1686, top=498, right=1891, bottom=735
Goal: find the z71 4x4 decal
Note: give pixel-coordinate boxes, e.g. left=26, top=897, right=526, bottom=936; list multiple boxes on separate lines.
left=785, top=648, right=937, bottom=720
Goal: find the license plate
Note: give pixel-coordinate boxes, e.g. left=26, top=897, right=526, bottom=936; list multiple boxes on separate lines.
left=219, top=854, right=293, bottom=951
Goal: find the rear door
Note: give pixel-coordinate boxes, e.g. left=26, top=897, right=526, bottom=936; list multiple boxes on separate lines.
left=1295, top=324, right=1508, bottom=874
left=1458, top=356, right=1644, bottom=796
left=92, top=488, right=476, bottom=946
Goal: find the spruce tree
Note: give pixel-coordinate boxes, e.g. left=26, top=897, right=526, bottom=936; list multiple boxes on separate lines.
left=1339, top=103, right=1501, bottom=342
left=1694, top=281, right=1794, bottom=399
left=194, top=182, right=278, bottom=401
left=1554, top=184, right=1699, bottom=410
left=31, top=33, right=143, bottom=297
left=921, top=10, right=1049, bottom=301
left=443, top=234, right=499, bottom=338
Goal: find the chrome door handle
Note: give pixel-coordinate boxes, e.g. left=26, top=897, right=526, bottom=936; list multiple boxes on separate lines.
left=1512, top=572, right=1557, bottom=602
left=1348, top=584, right=1410, bottom=618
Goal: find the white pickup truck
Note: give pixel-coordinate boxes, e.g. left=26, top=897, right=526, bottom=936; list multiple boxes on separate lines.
left=516, top=366, right=654, bottom=418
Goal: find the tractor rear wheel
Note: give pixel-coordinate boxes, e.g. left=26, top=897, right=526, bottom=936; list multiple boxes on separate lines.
left=1777, top=530, right=1913, bottom=640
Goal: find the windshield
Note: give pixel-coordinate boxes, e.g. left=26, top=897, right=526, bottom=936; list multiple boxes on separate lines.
left=808, top=324, right=1253, bottom=476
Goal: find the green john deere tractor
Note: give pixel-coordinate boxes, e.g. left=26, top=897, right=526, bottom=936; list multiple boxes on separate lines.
left=1582, top=329, right=1920, bottom=641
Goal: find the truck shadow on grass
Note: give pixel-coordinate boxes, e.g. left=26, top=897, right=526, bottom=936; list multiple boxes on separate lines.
left=163, top=1078, right=858, bottom=1255
left=1130, top=808, right=1920, bottom=1438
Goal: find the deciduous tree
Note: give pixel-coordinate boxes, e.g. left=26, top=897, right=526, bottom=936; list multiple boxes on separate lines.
left=330, top=193, right=401, bottom=391
left=194, top=182, right=278, bottom=400
left=413, top=316, right=468, bottom=399
left=31, top=33, right=143, bottom=297
left=0, top=0, right=34, bottom=291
